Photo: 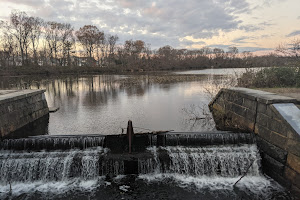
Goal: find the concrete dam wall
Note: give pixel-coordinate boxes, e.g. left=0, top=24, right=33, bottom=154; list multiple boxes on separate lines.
left=209, top=87, right=300, bottom=196
left=0, top=90, right=49, bottom=138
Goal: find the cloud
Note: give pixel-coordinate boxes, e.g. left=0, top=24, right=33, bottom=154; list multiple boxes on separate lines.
left=0, top=0, right=46, bottom=7
left=237, top=47, right=272, bottom=52
left=1, top=0, right=280, bottom=50
left=231, top=36, right=251, bottom=44
left=286, top=30, right=300, bottom=37
left=207, top=44, right=231, bottom=50
left=178, top=39, right=206, bottom=47
left=239, top=21, right=274, bottom=32
left=206, top=44, right=272, bottom=52
left=16, top=0, right=249, bottom=47
left=231, top=36, right=260, bottom=45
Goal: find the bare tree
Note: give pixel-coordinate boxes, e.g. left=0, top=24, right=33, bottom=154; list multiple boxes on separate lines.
left=108, top=35, right=119, bottom=55
left=106, top=35, right=119, bottom=65
left=0, top=21, right=17, bottom=67
left=45, top=21, right=63, bottom=65
left=28, top=16, right=43, bottom=65
left=9, top=11, right=33, bottom=65
left=76, top=25, right=104, bottom=59
left=60, top=23, right=74, bottom=66
left=227, top=46, right=239, bottom=54
left=276, top=38, right=300, bottom=58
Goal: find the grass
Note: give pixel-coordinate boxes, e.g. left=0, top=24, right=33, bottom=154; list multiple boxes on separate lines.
left=257, top=87, right=300, bottom=101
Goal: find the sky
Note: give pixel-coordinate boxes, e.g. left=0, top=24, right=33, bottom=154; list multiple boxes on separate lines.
left=0, top=0, right=299, bottom=52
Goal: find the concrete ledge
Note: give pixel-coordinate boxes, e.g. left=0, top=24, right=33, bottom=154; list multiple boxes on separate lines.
left=0, top=90, right=46, bottom=105
left=0, top=90, right=49, bottom=137
left=227, top=87, right=297, bottom=104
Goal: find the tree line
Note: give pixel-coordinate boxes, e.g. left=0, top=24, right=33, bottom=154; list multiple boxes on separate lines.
left=0, top=11, right=298, bottom=73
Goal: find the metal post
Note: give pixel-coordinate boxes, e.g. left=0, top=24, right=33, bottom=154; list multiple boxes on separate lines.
left=126, top=120, right=134, bottom=153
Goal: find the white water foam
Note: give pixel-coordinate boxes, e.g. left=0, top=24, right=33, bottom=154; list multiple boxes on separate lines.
left=141, top=144, right=261, bottom=177
left=0, top=144, right=288, bottom=199
left=138, top=173, right=285, bottom=198
left=0, top=177, right=103, bottom=198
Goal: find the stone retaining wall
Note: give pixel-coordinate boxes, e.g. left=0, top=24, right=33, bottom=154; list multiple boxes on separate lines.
left=209, top=87, right=300, bottom=197
left=0, top=90, right=49, bottom=138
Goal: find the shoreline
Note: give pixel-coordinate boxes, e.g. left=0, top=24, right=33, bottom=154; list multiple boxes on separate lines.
left=0, top=66, right=267, bottom=78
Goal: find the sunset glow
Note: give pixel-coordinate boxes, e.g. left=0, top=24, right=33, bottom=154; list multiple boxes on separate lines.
left=0, top=0, right=299, bottom=52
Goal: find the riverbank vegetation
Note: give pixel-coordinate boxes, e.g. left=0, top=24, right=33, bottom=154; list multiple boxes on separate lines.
left=0, top=11, right=299, bottom=76
left=238, top=66, right=300, bottom=88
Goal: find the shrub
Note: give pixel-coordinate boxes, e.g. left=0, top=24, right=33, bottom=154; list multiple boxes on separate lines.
left=238, top=66, right=300, bottom=88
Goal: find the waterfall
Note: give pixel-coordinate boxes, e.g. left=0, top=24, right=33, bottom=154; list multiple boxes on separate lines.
left=0, top=147, right=124, bottom=183
left=164, top=132, right=256, bottom=146
left=0, top=143, right=288, bottom=200
left=139, top=144, right=261, bottom=177
left=149, top=132, right=256, bottom=147
left=0, top=135, right=105, bottom=151
left=0, top=143, right=261, bottom=183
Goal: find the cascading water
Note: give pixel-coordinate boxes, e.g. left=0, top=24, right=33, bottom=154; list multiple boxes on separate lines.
left=139, top=145, right=260, bottom=176
left=0, top=135, right=291, bottom=199
left=138, top=144, right=290, bottom=199
left=159, top=132, right=256, bottom=146
left=0, top=147, right=125, bottom=183
left=0, top=135, right=105, bottom=151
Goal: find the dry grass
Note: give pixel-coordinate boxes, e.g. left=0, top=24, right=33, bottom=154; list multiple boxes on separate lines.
left=257, top=88, right=300, bottom=100
left=258, top=87, right=300, bottom=93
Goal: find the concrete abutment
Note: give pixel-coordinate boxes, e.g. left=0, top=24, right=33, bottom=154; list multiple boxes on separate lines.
left=209, top=87, right=300, bottom=197
left=0, top=90, right=49, bottom=138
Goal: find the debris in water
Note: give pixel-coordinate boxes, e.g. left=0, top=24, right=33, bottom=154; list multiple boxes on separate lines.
left=119, top=185, right=130, bottom=192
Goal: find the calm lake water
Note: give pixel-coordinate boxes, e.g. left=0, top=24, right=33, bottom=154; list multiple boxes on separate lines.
left=0, top=68, right=242, bottom=135
left=0, top=72, right=225, bottom=135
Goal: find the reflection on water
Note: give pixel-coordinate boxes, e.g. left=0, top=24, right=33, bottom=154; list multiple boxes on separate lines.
left=0, top=74, right=224, bottom=135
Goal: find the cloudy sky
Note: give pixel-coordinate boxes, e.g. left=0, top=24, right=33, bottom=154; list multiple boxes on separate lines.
left=0, top=0, right=299, bottom=52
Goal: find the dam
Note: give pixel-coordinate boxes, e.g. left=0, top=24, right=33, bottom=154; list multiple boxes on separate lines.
left=0, top=88, right=297, bottom=199
left=0, top=130, right=289, bottom=199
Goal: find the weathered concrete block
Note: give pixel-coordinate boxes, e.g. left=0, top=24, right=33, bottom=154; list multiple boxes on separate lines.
left=229, top=94, right=244, bottom=105
left=287, top=129, right=300, bottom=142
left=215, top=97, right=225, bottom=108
left=257, top=102, right=267, bottom=114
left=267, top=118, right=287, bottom=137
left=230, top=112, right=254, bottom=132
left=287, top=153, right=300, bottom=174
left=290, top=185, right=300, bottom=200
left=287, top=139, right=300, bottom=157
left=226, top=88, right=257, bottom=101
left=255, top=124, right=271, bottom=141
left=256, top=113, right=269, bottom=127
left=262, top=153, right=285, bottom=175
left=255, top=126, right=287, bottom=150
left=269, top=131, right=288, bottom=150
left=212, top=102, right=224, bottom=112
left=233, top=103, right=256, bottom=121
left=0, top=90, right=49, bottom=138
left=284, top=167, right=300, bottom=189
left=256, top=136, right=287, bottom=164
left=7, top=105, right=13, bottom=113
left=242, top=98, right=257, bottom=110
left=258, top=103, right=278, bottom=119
left=265, top=169, right=291, bottom=189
